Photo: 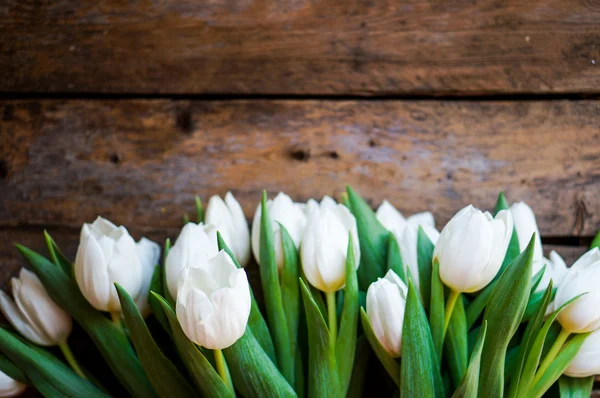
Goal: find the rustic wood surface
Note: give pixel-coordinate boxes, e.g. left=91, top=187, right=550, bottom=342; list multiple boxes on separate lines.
left=1, top=99, right=599, bottom=236
left=1, top=0, right=600, bottom=95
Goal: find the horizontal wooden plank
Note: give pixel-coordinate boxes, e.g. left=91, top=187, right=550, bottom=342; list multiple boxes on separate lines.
left=1, top=0, right=599, bottom=95
left=1, top=99, right=599, bottom=235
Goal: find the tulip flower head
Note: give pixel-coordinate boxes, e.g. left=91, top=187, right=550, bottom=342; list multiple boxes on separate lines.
left=135, top=237, right=161, bottom=317
left=301, top=197, right=360, bottom=293
left=555, top=248, right=600, bottom=333
left=0, top=370, right=25, bottom=397
left=0, top=268, right=72, bottom=346
left=176, top=250, right=251, bottom=349
left=510, top=201, right=543, bottom=262
left=251, top=192, right=307, bottom=271
left=366, top=270, right=408, bottom=358
left=434, top=205, right=513, bottom=293
left=166, top=222, right=219, bottom=300
left=533, top=250, right=568, bottom=293
left=74, top=217, right=142, bottom=312
left=205, top=192, right=251, bottom=267
left=564, top=327, right=600, bottom=377
left=376, top=200, right=440, bottom=293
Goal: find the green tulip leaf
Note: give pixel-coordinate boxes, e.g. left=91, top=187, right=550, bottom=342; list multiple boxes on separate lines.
left=346, top=186, right=389, bottom=290
left=300, top=278, right=340, bottom=397
left=530, top=265, right=546, bottom=295
left=43, top=230, right=73, bottom=276
left=528, top=333, right=591, bottom=398
left=590, top=228, right=600, bottom=250
left=195, top=196, right=204, bottom=223
left=15, top=244, right=156, bottom=398
left=0, top=353, right=27, bottom=384
left=337, top=236, right=359, bottom=394
left=558, top=375, right=595, bottom=398
left=445, top=296, right=469, bottom=389
left=478, top=234, right=535, bottom=397
left=507, top=282, right=553, bottom=398
left=386, top=234, right=406, bottom=283
left=116, top=284, right=195, bottom=398
left=417, top=227, right=435, bottom=311
left=346, top=337, right=370, bottom=398
left=217, top=231, right=276, bottom=363
left=430, top=259, right=445, bottom=361
left=360, top=308, right=400, bottom=387
left=452, top=321, right=487, bottom=398
left=493, top=192, right=521, bottom=269
left=152, top=293, right=233, bottom=398
left=401, top=279, right=444, bottom=398
left=147, top=265, right=171, bottom=335
left=0, top=328, right=108, bottom=398
left=258, top=191, right=294, bottom=383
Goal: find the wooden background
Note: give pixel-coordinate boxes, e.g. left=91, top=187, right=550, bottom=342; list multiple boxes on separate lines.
left=1, top=0, right=600, bottom=395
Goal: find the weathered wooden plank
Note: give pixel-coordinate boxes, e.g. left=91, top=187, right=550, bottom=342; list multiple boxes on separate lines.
left=1, top=99, right=599, bottom=235
left=1, top=0, right=599, bottom=95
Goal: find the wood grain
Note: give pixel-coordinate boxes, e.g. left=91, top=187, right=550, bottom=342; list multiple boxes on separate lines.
left=1, top=0, right=600, bottom=95
left=1, top=99, right=599, bottom=236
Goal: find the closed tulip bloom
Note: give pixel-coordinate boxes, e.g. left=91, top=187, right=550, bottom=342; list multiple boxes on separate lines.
left=251, top=192, right=307, bottom=271
left=0, top=371, right=25, bottom=397
left=0, top=268, right=72, bottom=346
left=366, top=270, right=408, bottom=358
left=74, top=217, right=142, bottom=312
left=434, top=205, right=513, bottom=293
left=533, top=250, right=568, bottom=293
left=166, top=222, right=219, bottom=300
left=205, top=192, right=251, bottom=267
left=376, top=200, right=440, bottom=292
left=301, top=197, right=360, bottom=293
left=510, top=201, right=543, bottom=262
left=564, top=327, right=600, bottom=377
left=135, top=238, right=161, bottom=317
left=176, top=250, right=251, bottom=349
left=555, top=248, right=600, bottom=333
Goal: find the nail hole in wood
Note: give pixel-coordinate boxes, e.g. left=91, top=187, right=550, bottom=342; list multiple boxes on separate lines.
left=329, top=151, right=339, bottom=159
left=176, top=109, right=194, bottom=134
left=368, top=139, right=377, bottom=147
left=109, top=153, right=121, bottom=164
left=291, top=148, right=311, bottom=162
left=0, top=159, right=7, bottom=180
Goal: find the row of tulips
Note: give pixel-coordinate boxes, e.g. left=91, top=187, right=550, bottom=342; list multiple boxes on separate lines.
left=0, top=187, right=598, bottom=397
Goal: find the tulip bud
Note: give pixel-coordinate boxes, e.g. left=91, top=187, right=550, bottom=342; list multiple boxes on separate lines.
left=510, top=201, right=543, bottom=262
left=555, top=248, right=600, bottom=333
left=300, top=197, right=360, bottom=293
left=564, top=327, right=600, bottom=377
left=166, top=222, right=219, bottom=300
left=434, top=205, right=513, bottom=293
left=176, top=250, right=251, bottom=349
left=251, top=192, right=307, bottom=271
left=376, top=200, right=440, bottom=292
left=74, top=217, right=142, bottom=312
left=205, top=192, right=251, bottom=267
left=0, top=268, right=72, bottom=346
left=0, top=371, right=25, bottom=397
left=366, top=270, right=408, bottom=358
left=135, top=237, right=161, bottom=317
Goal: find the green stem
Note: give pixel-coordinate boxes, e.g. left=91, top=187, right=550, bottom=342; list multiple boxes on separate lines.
left=59, top=342, right=87, bottom=380
left=533, top=328, right=571, bottom=385
left=326, top=291, right=337, bottom=345
left=110, top=312, right=122, bottom=328
left=214, top=349, right=234, bottom=393
left=444, top=290, right=460, bottom=336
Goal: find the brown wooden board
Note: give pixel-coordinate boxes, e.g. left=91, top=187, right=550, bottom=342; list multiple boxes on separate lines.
left=1, top=0, right=600, bottom=95
left=1, top=99, right=599, bottom=236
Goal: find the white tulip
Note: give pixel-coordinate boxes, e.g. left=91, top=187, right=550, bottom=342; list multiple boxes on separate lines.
left=301, top=197, right=360, bottom=293
left=176, top=250, right=251, bottom=349
left=251, top=192, right=307, bottom=271
left=434, top=205, right=513, bottom=293
left=135, top=238, right=161, bottom=317
left=366, top=270, right=408, bottom=358
left=74, top=217, right=142, bottom=312
left=533, top=251, right=568, bottom=293
left=205, top=192, right=251, bottom=267
left=510, top=202, right=543, bottom=262
left=0, top=371, right=25, bottom=397
left=0, top=268, right=72, bottom=346
left=564, top=327, right=600, bottom=377
left=166, top=222, right=219, bottom=300
left=555, top=248, right=600, bottom=333
left=376, top=200, right=440, bottom=292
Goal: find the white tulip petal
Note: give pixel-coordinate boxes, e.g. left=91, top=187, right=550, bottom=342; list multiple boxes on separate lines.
left=75, top=235, right=111, bottom=311
left=135, top=238, right=161, bottom=317
left=0, top=371, right=26, bottom=397
left=510, top=202, right=543, bottom=262
left=376, top=200, right=407, bottom=234
left=564, top=328, right=600, bottom=377
left=0, top=290, right=53, bottom=346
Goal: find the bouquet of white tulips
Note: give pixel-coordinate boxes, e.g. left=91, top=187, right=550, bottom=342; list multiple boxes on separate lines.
left=0, top=187, right=598, bottom=398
